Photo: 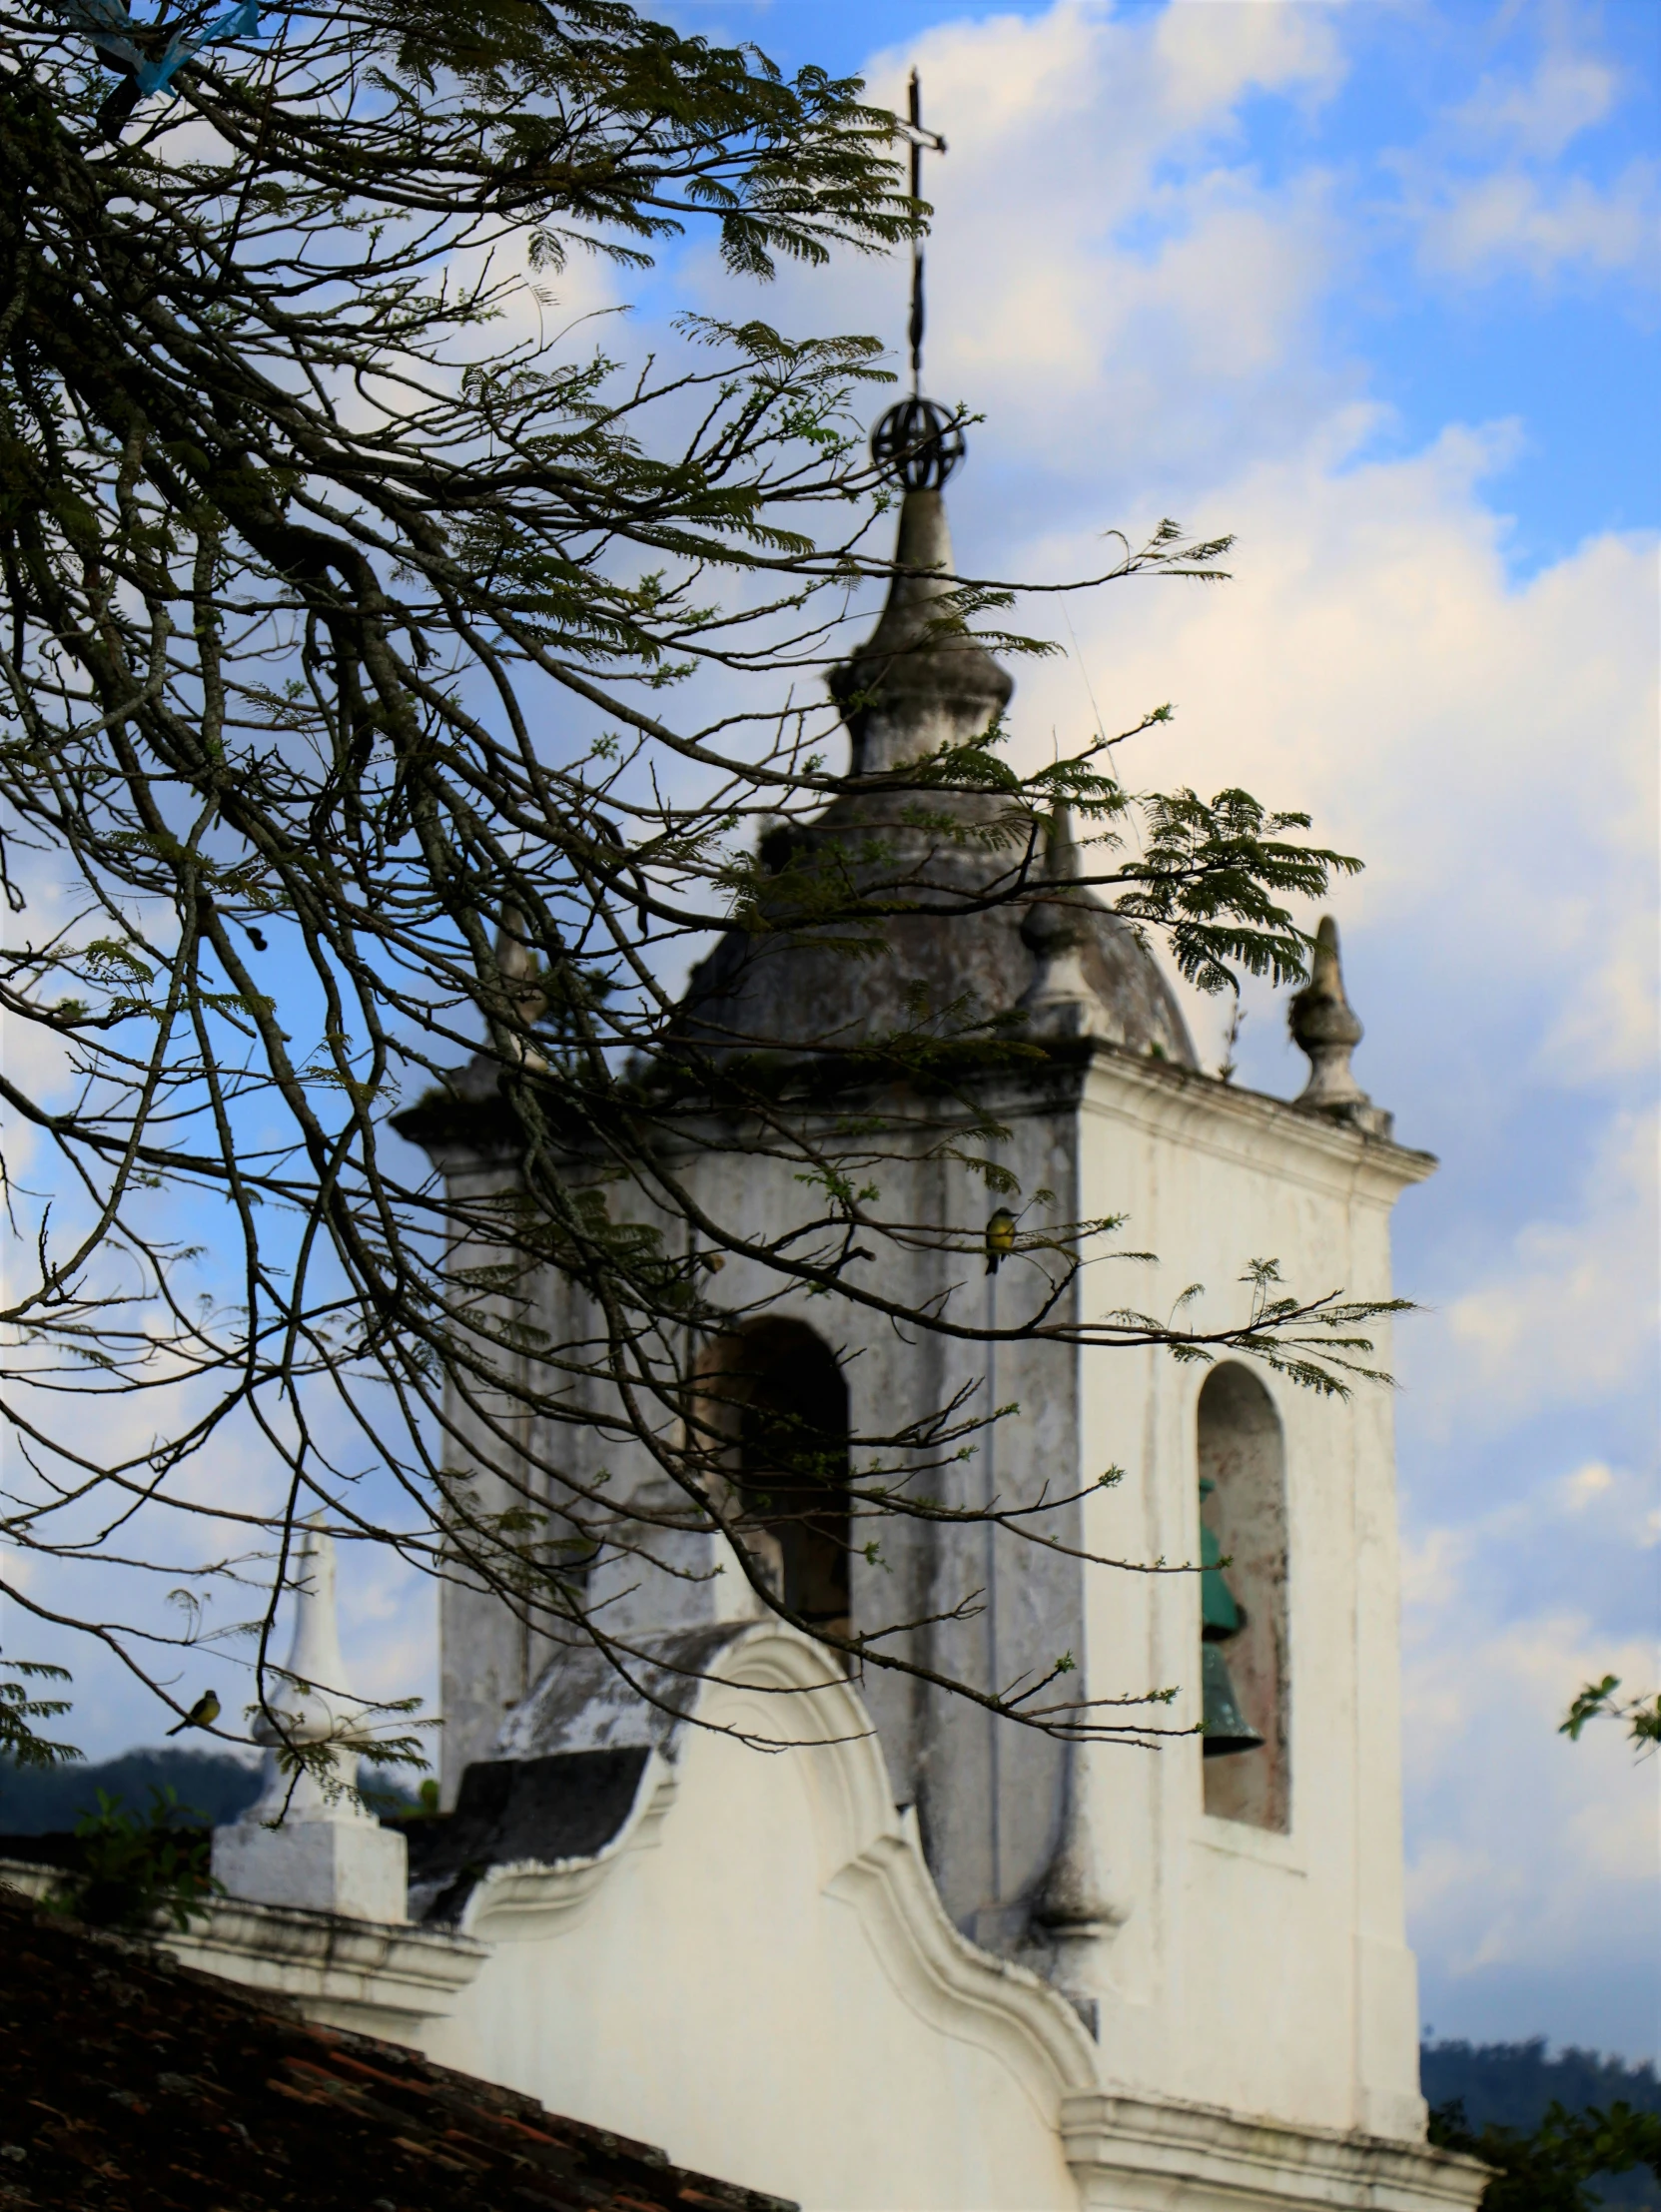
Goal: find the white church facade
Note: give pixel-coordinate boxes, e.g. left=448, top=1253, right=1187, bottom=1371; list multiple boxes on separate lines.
left=28, top=469, right=1489, bottom=2212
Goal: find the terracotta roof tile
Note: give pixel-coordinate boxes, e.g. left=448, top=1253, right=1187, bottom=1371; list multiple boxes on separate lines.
left=0, top=1886, right=794, bottom=2212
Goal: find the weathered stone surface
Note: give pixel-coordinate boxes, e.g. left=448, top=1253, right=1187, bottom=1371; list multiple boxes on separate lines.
left=212, top=1518, right=409, bottom=1924
left=680, top=487, right=1196, bottom=1069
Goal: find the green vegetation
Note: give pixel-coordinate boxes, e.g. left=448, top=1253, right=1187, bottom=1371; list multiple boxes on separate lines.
left=43, top=1786, right=222, bottom=1933
left=1561, top=1679, right=1661, bottom=1755
left=0, top=1660, right=79, bottom=1769
left=1424, top=2041, right=1661, bottom=2212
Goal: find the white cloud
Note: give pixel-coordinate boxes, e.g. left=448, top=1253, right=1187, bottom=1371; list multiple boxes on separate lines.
left=1152, top=0, right=1345, bottom=126
left=694, top=0, right=1350, bottom=494
left=1403, top=1604, right=1660, bottom=1977
left=1433, top=1106, right=1659, bottom=1423
left=1385, top=14, right=1660, bottom=291
left=1562, top=1459, right=1616, bottom=1509
left=1417, top=159, right=1661, bottom=285
left=1400, top=1452, right=1658, bottom=2037
left=1001, top=413, right=1657, bottom=1106
left=1452, top=45, right=1619, bottom=160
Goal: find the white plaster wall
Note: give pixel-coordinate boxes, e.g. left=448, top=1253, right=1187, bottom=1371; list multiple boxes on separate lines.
left=420, top=1645, right=1090, bottom=2212
left=1070, top=1056, right=1429, bottom=2141
left=145, top=1595, right=1477, bottom=2212
left=514, top=1085, right=1094, bottom=1944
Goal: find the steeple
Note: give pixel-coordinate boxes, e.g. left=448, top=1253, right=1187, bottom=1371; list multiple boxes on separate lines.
left=827, top=488, right=1012, bottom=778
left=675, top=74, right=1196, bottom=1074
left=828, top=72, right=1008, bottom=781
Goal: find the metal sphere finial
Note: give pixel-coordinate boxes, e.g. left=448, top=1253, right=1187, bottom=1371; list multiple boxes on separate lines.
left=870, top=395, right=967, bottom=491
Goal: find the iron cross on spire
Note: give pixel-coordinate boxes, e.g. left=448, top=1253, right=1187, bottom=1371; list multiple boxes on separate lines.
left=904, top=69, right=947, bottom=394
left=869, top=73, right=966, bottom=491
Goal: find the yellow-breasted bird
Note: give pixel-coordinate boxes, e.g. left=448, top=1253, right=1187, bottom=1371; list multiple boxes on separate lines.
left=166, top=1689, right=221, bottom=1738
left=984, top=1206, right=1017, bottom=1276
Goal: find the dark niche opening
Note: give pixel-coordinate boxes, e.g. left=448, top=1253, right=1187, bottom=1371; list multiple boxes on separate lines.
left=727, top=1319, right=852, bottom=1636
left=1198, top=1362, right=1290, bottom=1832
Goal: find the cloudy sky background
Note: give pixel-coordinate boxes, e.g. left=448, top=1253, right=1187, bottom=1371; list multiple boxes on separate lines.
left=738, top=0, right=1658, bottom=2063
left=5, top=0, right=1655, bottom=2064
left=722, top=0, right=1657, bottom=2062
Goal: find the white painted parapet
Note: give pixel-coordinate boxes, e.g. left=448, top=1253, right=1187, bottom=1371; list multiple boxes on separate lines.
left=1063, top=2092, right=1488, bottom=2212
left=165, top=1895, right=486, bottom=2042
left=145, top=1623, right=1484, bottom=2212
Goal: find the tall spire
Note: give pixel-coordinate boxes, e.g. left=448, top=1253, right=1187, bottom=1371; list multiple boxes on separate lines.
left=675, top=79, right=1198, bottom=1074
left=837, top=79, right=1001, bottom=777
left=211, top=1515, right=411, bottom=1922
left=827, top=491, right=1010, bottom=778
left=245, top=1516, right=376, bottom=1823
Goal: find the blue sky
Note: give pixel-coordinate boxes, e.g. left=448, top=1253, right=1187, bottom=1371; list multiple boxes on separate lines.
left=673, top=0, right=1658, bottom=573
left=6, top=0, right=1655, bottom=2067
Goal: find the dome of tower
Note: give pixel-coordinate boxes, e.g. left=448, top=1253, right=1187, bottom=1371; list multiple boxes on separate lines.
left=676, top=489, right=1197, bottom=1072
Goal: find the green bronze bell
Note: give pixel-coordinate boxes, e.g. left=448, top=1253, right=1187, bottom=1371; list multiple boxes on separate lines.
left=1199, top=1487, right=1241, bottom=1638
left=1200, top=1641, right=1263, bottom=1759
left=1199, top=1479, right=1264, bottom=1760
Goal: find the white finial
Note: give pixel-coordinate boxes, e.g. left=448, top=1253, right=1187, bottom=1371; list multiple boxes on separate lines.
left=251, top=1515, right=366, bottom=1818
left=495, top=906, right=548, bottom=1069
left=212, top=1514, right=410, bottom=1922
left=1016, top=808, right=1121, bottom=1043
left=1289, top=918, right=1392, bottom=1138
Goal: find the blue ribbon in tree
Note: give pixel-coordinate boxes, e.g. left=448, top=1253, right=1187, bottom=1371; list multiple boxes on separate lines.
left=54, top=0, right=262, bottom=100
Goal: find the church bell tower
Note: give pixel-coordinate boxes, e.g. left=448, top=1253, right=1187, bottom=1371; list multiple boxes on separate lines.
left=403, top=91, right=1438, bottom=2147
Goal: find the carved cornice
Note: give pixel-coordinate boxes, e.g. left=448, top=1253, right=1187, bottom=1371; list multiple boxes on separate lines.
left=1062, top=2090, right=1487, bottom=2212
left=160, top=1893, right=488, bottom=2036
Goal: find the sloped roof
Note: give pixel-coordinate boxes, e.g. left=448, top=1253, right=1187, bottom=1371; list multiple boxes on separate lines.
left=395, top=1749, right=652, bottom=1925
left=0, top=1883, right=794, bottom=2212
left=679, top=866, right=1197, bottom=1071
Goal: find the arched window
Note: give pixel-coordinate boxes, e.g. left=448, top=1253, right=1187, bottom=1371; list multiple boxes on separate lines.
left=1198, top=1363, right=1289, bottom=1831
left=718, top=1320, right=852, bottom=1636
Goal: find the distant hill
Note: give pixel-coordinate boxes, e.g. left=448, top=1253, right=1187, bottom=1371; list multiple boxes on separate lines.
left=0, top=1749, right=263, bottom=1832
left=0, top=1748, right=416, bottom=1834
left=1422, top=2039, right=1661, bottom=2211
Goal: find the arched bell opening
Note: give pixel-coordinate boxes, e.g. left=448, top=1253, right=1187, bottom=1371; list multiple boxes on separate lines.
left=1197, top=1363, right=1289, bottom=1832
left=704, top=1319, right=852, bottom=1638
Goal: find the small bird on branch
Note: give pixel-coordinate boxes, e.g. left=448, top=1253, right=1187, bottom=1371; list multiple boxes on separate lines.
left=166, top=1689, right=221, bottom=1737
left=984, top=1207, right=1017, bottom=1275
